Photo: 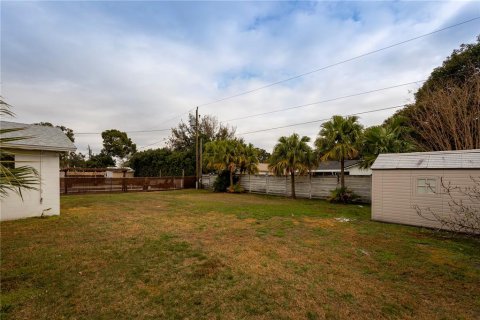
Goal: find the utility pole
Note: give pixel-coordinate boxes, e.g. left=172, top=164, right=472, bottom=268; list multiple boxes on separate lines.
left=195, top=106, right=199, bottom=189
left=199, top=137, right=203, bottom=189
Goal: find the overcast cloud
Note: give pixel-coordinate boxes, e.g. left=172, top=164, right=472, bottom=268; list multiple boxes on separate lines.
left=1, top=1, right=479, bottom=154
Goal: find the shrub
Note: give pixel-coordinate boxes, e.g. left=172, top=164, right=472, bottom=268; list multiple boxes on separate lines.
left=228, top=183, right=245, bottom=193
left=328, top=187, right=360, bottom=204
left=213, top=170, right=239, bottom=192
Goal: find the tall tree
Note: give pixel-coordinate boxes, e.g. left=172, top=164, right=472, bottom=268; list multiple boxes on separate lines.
left=415, top=35, right=479, bottom=101
left=407, top=74, right=479, bottom=150
left=387, top=36, right=480, bottom=151
left=101, top=129, right=137, bottom=165
left=315, top=115, right=363, bottom=189
left=168, top=113, right=236, bottom=151
left=0, top=99, right=39, bottom=198
left=269, top=133, right=313, bottom=199
left=360, top=116, right=415, bottom=168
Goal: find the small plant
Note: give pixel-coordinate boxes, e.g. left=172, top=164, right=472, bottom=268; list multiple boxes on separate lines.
left=228, top=183, right=244, bottom=193
left=328, top=187, right=359, bottom=204
left=213, top=170, right=239, bottom=192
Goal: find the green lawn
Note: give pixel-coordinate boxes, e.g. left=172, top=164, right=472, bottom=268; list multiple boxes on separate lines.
left=1, top=190, right=479, bottom=319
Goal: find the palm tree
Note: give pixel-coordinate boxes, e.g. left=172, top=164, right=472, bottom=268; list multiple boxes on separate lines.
left=203, top=139, right=242, bottom=190
left=269, top=133, right=313, bottom=199
left=315, top=115, right=363, bottom=189
left=239, top=143, right=259, bottom=175
left=360, top=117, right=415, bottom=168
left=0, top=99, right=39, bottom=198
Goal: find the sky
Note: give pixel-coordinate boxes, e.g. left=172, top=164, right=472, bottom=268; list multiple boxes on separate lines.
left=1, top=1, right=479, bottom=155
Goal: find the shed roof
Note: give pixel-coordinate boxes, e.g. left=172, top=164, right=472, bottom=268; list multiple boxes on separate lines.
left=371, top=149, right=480, bottom=170
left=313, top=160, right=361, bottom=172
left=1, top=121, right=76, bottom=152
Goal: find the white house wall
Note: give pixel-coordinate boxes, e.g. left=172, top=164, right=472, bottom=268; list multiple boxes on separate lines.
left=348, top=165, right=372, bottom=176
left=1, top=150, right=60, bottom=221
left=372, top=169, right=480, bottom=231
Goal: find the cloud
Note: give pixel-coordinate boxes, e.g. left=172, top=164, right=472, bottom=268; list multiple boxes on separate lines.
left=1, top=1, right=479, bottom=154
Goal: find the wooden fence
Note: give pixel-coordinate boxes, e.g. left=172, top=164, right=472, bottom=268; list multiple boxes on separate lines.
left=201, top=174, right=372, bottom=202
left=60, top=176, right=196, bottom=195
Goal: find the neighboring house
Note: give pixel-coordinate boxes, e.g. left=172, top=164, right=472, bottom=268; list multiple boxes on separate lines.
left=60, top=168, right=105, bottom=177
left=105, top=167, right=135, bottom=178
left=256, top=163, right=275, bottom=175
left=311, top=160, right=372, bottom=176
left=371, top=149, right=480, bottom=231
left=1, top=121, right=76, bottom=221
left=60, top=167, right=135, bottom=178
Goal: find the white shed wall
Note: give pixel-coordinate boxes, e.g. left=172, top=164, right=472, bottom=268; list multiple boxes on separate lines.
left=1, top=151, right=60, bottom=221
left=372, top=169, right=480, bottom=230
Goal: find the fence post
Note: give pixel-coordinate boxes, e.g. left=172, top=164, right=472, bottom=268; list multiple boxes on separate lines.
left=266, top=175, right=269, bottom=195
left=309, top=174, right=312, bottom=199
left=285, top=175, right=288, bottom=197
left=64, top=178, right=68, bottom=195
left=249, top=175, right=251, bottom=193
left=182, top=169, right=185, bottom=189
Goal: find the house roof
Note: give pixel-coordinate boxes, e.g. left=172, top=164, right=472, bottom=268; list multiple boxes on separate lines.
left=257, top=163, right=270, bottom=172
left=313, top=160, right=361, bottom=172
left=1, top=121, right=76, bottom=152
left=106, top=167, right=135, bottom=172
left=371, top=149, right=480, bottom=170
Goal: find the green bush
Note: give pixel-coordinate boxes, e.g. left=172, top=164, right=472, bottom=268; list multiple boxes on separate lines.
left=213, top=170, right=239, bottom=192
left=328, top=187, right=360, bottom=204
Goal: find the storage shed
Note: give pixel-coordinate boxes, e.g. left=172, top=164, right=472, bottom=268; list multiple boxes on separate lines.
left=1, top=121, right=76, bottom=221
left=371, top=149, right=480, bottom=231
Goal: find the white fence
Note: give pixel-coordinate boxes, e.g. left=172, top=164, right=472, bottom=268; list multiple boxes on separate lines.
left=201, top=174, right=372, bottom=203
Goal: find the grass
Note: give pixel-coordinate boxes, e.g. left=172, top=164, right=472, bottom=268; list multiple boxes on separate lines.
left=1, top=190, right=479, bottom=319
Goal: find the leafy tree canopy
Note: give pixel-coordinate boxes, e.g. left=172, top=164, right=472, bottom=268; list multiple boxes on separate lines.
left=415, top=34, right=479, bottom=101
left=101, top=129, right=137, bottom=160
left=255, top=148, right=271, bottom=163
left=386, top=36, right=480, bottom=151
left=168, top=113, right=236, bottom=151
left=85, top=152, right=115, bottom=168
left=128, top=148, right=195, bottom=177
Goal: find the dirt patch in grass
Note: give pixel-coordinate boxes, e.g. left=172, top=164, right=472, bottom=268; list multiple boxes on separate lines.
left=1, top=190, right=479, bottom=320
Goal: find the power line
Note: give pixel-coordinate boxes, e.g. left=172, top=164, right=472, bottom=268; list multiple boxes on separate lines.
left=138, top=137, right=168, bottom=150
left=238, top=105, right=405, bottom=136
left=75, top=108, right=195, bottom=135
left=220, top=67, right=472, bottom=124
left=197, top=16, right=480, bottom=108
left=222, top=80, right=423, bottom=123
left=76, top=128, right=171, bottom=135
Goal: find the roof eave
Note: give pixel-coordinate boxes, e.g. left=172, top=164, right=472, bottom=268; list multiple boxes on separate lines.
left=2, top=143, right=76, bottom=153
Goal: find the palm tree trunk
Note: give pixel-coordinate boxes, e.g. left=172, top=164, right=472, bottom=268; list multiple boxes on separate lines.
left=340, top=156, right=345, bottom=189
left=229, top=169, right=234, bottom=189
left=291, top=169, right=296, bottom=199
